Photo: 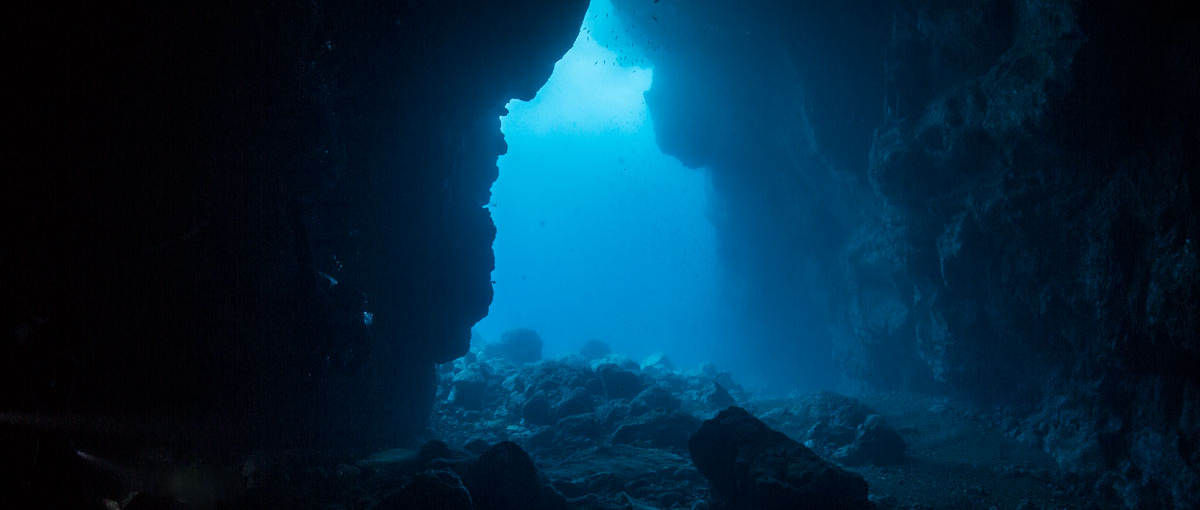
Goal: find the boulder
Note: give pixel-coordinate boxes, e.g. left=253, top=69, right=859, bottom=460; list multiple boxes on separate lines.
left=641, top=352, right=675, bottom=373
left=688, top=407, right=873, bottom=510
left=702, top=382, right=736, bottom=409
left=378, top=469, right=472, bottom=510
left=462, top=441, right=567, bottom=510
left=357, top=448, right=421, bottom=472
left=334, top=463, right=362, bottom=481
left=580, top=339, right=612, bottom=360
left=792, top=392, right=873, bottom=431
left=612, top=410, right=701, bottom=450
left=523, top=395, right=555, bottom=425
left=124, top=493, right=186, bottom=510
left=463, top=438, right=490, bottom=455
left=788, top=393, right=905, bottom=464
left=590, top=354, right=641, bottom=372
left=585, top=377, right=606, bottom=396
left=597, top=364, right=643, bottom=400
left=805, top=420, right=857, bottom=449
left=418, top=440, right=458, bottom=464
left=631, top=386, right=682, bottom=415
left=552, top=387, right=596, bottom=419
left=555, top=414, right=607, bottom=445
left=523, top=359, right=589, bottom=396
left=596, top=401, right=633, bottom=428
left=482, top=328, right=543, bottom=364
left=832, top=415, right=907, bottom=466
left=713, top=371, right=740, bottom=392
left=554, top=352, right=589, bottom=368
left=450, top=363, right=489, bottom=409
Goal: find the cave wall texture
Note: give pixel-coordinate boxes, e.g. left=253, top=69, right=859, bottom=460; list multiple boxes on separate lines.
left=3, top=0, right=1198, bottom=508
left=607, top=0, right=1198, bottom=507
left=4, top=0, right=588, bottom=454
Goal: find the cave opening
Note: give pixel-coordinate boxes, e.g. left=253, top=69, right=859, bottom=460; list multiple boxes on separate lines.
left=10, top=1, right=1199, bottom=508
left=472, top=0, right=729, bottom=372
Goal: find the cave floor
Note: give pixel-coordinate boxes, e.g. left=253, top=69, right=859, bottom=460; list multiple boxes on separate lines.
left=836, top=393, right=1079, bottom=510
left=519, top=391, right=1091, bottom=510
left=415, top=357, right=1110, bottom=510
left=136, top=361, right=1113, bottom=510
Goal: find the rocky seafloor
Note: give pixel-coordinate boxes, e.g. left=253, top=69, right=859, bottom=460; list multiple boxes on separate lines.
left=123, top=330, right=1128, bottom=510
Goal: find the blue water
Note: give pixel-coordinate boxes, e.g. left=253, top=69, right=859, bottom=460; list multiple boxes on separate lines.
left=473, top=0, right=727, bottom=371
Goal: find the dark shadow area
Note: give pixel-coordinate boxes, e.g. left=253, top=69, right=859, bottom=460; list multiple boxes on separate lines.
left=3, top=1, right=1197, bottom=509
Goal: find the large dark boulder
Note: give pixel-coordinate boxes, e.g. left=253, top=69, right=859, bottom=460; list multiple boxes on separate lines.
left=580, top=339, right=612, bottom=360
left=832, top=415, right=907, bottom=467
left=552, top=387, right=596, bottom=420
left=597, top=364, right=643, bottom=400
left=449, top=363, right=489, bottom=409
left=688, top=407, right=873, bottom=510
left=786, top=392, right=906, bottom=466
left=462, top=441, right=567, bottom=510
left=378, top=469, right=473, bottom=510
left=483, top=329, right=544, bottom=364
left=792, top=392, right=873, bottom=430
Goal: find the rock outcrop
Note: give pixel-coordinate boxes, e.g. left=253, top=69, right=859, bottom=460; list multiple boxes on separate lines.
left=463, top=442, right=568, bottom=510
left=482, top=328, right=544, bottom=365
left=688, top=407, right=873, bottom=510
left=609, top=0, right=1198, bottom=506
left=378, top=469, right=473, bottom=510
left=3, top=0, right=590, bottom=506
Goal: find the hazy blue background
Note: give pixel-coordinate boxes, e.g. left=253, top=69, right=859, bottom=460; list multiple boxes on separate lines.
left=472, top=0, right=729, bottom=372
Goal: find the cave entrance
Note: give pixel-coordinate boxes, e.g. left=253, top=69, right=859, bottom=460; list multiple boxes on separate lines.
left=472, top=0, right=724, bottom=370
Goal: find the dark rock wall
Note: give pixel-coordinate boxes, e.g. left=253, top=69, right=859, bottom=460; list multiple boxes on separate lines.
left=3, top=0, right=587, bottom=452
left=605, top=0, right=895, bottom=387
left=3, top=0, right=1197, bottom=507
left=611, top=0, right=1198, bottom=507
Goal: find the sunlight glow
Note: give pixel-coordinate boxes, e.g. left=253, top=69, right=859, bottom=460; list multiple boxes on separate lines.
left=474, top=0, right=724, bottom=367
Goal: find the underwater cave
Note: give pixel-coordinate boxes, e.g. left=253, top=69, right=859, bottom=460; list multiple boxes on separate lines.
left=4, top=0, right=1198, bottom=509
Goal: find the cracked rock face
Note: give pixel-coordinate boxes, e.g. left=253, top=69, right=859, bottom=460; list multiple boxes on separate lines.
left=612, top=0, right=1198, bottom=507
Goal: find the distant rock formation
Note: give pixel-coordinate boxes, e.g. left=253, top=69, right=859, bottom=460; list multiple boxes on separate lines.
left=482, top=328, right=544, bottom=364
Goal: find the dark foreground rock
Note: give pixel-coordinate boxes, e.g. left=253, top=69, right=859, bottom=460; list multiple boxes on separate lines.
left=378, top=469, right=473, bottom=510
left=597, top=364, right=643, bottom=400
left=463, top=441, right=567, bottom=510
left=354, top=440, right=563, bottom=510
left=689, top=407, right=874, bottom=510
